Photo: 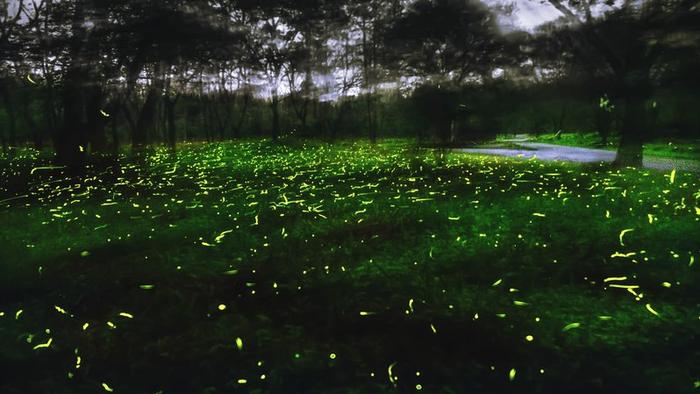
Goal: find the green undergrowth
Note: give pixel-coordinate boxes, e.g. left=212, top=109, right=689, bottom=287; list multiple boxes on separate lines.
left=1, top=139, right=699, bottom=393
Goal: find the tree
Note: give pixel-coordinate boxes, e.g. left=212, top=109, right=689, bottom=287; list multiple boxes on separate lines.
left=532, top=0, right=700, bottom=166
left=385, top=0, right=508, bottom=83
left=342, top=0, right=404, bottom=143
left=384, top=0, right=513, bottom=142
left=0, top=0, right=26, bottom=150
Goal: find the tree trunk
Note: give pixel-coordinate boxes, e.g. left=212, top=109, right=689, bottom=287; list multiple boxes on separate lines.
left=614, top=94, right=646, bottom=167
left=233, top=92, right=250, bottom=138
left=366, top=93, right=376, bottom=143
left=165, top=95, right=179, bottom=149
left=0, top=127, right=6, bottom=152
left=56, top=70, right=87, bottom=169
left=184, top=109, right=190, bottom=141
left=22, top=106, right=42, bottom=151
left=111, top=115, right=120, bottom=154
left=596, top=106, right=612, bottom=145
left=614, top=69, right=650, bottom=168
left=55, top=1, right=88, bottom=170
left=133, top=65, right=165, bottom=147
left=271, top=93, right=280, bottom=140
left=43, top=73, right=59, bottom=139
left=85, top=86, right=107, bottom=152
left=133, top=86, right=159, bottom=147
left=1, top=84, right=18, bottom=147
left=43, top=87, right=58, bottom=149
left=331, top=101, right=349, bottom=142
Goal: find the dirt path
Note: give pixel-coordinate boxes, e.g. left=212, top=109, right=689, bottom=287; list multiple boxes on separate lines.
left=458, top=142, right=700, bottom=172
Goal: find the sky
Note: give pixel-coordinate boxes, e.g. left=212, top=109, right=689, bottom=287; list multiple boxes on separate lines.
left=4, top=0, right=567, bottom=100
left=487, top=0, right=562, bottom=32
left=5, top=0, right=563, bottom=30
left=508, top=0, right=561, bottom=30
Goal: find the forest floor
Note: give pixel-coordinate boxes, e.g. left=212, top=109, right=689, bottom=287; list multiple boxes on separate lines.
left=1, top=139, right=699, bottom=393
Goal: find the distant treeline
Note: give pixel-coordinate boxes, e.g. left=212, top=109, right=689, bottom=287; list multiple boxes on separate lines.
left=1, top=0, right=699, bottom=169
left=2, top=76, right=698, bottom=152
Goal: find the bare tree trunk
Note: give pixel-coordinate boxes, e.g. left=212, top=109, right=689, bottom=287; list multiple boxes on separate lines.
left=233, top=92, right=250, bottom=138
left=613, top=69, right=650, bottom=168
left=271, top=92, right=280, bottom=140
left=85, top=85, right=107, bottom=152
left=1, top=84, right=18, bottom=147
left=57, top=68, right=87, bottom=168
left=55, top=1, right=90, bottom=170
left=133, top=87, right=158, bottom=147
left=184, top=108, right=190, bottom=141
left=0, top=126, right=6, bottom=152
left=111, top=114, right=120, bottom=154
left=366, top=93, right=376, bottom=143
left=133, top=64, right=165, bottom=147
left=22, top=105, right=42, bottom=150
left=361, top=18, right=376, bottom=143
left=165, top=95, right=179, bottom=149
left=43, top=84, right=58, bottom=148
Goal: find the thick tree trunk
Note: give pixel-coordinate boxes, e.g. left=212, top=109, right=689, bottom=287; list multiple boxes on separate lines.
left=614, top=71, right=650, bottom=168
left=614, top=94, right=645, bottom=167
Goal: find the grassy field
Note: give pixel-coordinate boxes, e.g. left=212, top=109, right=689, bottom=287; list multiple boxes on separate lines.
left=1, top=139, right=699, bottom=393
left=504, top=132, right=700, bottom=160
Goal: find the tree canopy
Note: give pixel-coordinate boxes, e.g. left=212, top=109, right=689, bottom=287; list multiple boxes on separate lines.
left=1, top=0, right=698, bottom=167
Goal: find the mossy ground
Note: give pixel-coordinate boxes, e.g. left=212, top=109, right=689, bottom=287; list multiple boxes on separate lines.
left=1, top=139, right=699, bottom=393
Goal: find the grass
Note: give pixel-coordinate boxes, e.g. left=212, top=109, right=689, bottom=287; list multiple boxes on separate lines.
left=511, top=132, right=700, bottom=161
left=1, top=139, right=699, bottom=393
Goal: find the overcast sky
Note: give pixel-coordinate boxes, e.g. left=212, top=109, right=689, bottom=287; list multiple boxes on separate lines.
left=5, top=0, right=563, bottom=31
left=4, top=0, right=566, bottom=99
left=506, top=0, right=561, bottom=30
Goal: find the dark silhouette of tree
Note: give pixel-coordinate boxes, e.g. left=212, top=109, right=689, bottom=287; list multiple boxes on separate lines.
left=0, top=0, right=27, bottom=150
left=383, top=0, right=514, bottom=142
left=533, top=0, right=700, bottom=166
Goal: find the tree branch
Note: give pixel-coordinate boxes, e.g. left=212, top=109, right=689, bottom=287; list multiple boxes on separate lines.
left=545, top=0, right=625, bottom=76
